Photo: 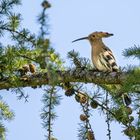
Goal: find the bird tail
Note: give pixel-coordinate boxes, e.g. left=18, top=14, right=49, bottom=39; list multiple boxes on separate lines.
left=122, top=93, right=131, bottom=106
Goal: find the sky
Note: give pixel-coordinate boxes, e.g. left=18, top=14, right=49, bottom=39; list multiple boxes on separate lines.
left=1, top=0, right=140, bottom=140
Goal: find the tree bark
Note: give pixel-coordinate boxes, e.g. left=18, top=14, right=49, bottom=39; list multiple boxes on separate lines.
left=0, top=69, right=139, bottom=90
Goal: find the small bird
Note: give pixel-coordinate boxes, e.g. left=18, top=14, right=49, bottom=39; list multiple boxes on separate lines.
left=72, top=31, right=131, bottom=105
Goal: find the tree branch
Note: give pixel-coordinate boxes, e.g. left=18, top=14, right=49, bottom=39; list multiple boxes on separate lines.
left=0, top=69, right=139, bottom=90
left=0, top=27, right=36, bottom=46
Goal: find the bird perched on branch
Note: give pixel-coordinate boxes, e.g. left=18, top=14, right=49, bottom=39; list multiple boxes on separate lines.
left=72, top=31, right=131, bottom=106
left=72, top=31, right=118, bottom=72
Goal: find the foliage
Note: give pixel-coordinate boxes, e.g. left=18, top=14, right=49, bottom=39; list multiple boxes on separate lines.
left=123, top=45, right=140, bottom=59
left=0, top=0, right=63, bottom=139
left=41, top=86, right=61, bottom=140
left=0, top=99, right=14, bottom=139
left=0, top=0, right=140, bottom=140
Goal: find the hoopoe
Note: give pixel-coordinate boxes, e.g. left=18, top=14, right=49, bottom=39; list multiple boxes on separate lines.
left=72, top=31, right=131, bottom=106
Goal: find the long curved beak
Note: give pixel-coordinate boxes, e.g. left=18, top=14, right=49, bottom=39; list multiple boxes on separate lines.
left=72, top=37, right=88, bottom=43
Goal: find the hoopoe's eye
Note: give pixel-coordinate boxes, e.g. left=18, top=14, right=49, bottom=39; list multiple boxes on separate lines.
left=92, top=35, right=95, bottom=38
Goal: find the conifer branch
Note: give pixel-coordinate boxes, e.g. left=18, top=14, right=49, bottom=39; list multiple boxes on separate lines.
left=0, top=70, right=139, bottom=91
left=0, top=26, right=36, bottom=46
left=123, top=45, right=140, bottom=59
left=105, top=92, right=111, bottom=140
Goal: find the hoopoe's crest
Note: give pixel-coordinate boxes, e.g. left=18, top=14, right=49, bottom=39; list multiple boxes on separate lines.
left=88, top=31, right=114, bottom=41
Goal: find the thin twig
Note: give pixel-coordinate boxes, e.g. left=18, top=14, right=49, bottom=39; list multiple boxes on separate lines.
left=48, top=87, right=54, bottom=140
left=105, top=92, right=111, bottom=140
left=16, top=54, right=37, bottom=62
left=0, top=27, right=36, bottom=46
left=80, top=100, right=96, bottom=140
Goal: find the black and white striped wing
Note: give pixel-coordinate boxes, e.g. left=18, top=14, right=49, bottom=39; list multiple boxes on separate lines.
left=98, top=46, right=119, bottom=72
